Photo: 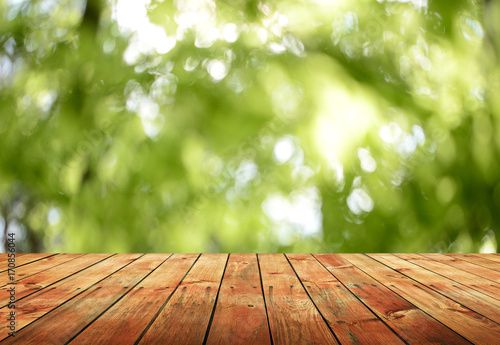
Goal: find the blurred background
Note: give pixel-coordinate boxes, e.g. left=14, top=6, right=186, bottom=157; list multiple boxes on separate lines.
left=0, top=0, right=499, bottom=253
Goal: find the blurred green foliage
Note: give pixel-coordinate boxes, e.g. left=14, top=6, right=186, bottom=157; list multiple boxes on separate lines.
left=0, top=0, right=499, bottom=253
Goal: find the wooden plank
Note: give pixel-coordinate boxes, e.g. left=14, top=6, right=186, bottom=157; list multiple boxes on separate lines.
left=2, top=254, right=166, bottom=344
left=0, top=254, right=142, bottom=341
left=138, top=253, right=228, bottom=345
left=448, top=254, right=500, bottom=272
left=0, top=253, right=111, bottom=308
left=12, top=253, right=55, bottom=266
left=259, top=253, right=338, bottom=345
left=1, top=253, right=498, bottom=344
left=359, top=254, right=500, bottom=343
left=368, top=253, right=500, bottom=323
left=0, top=254, right=26, bottom=266
left=395, top=254, right=500, bottom=300
left=474, top=254, right=500, bottom=263
left=70, top=253, right=197, bottom=345
left=206, top=254, right=271, bottom=345
left=0, top=253, right=84, bottom=286
left=315, top=254, right=471, bottom=345
left=287, top=253, right=405, bottom=345
left=421, top=253, right=500, bottom=283
left=0, top=253, right=57, bottom=273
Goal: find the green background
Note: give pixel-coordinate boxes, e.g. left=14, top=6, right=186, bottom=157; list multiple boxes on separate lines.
left=1, top=0, right=499, bottom=253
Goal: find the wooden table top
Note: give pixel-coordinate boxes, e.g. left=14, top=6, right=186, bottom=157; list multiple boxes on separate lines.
left=1, top=253, right=499, bottom=344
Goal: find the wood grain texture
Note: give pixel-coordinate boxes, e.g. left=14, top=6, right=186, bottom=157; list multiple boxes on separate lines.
left=447, top=253, right=500, bottom=272
left=0, top=253, right=26, bottom=266
left=206, top=254, right=271, bottom=345
left=476, top=254, right=500, bottom=263
left=0, top=253, right=498, bottom=344
left=473, top=254, right=500, bottom=263
left=368, top=253, right=500, bottom=323
left=259, top=253, right=338, bottom=345
left=353, top=254, right=500, bottom=344
left=420, top=253, right=500, bottom=283
left=0, top=254, right=142, bottom=341
left=2, top=254, right=165, bottom=345
left=395, top=253, right=500, bottom=300
left=315, top=254, right=471, bottom=345
left=0, top=254, right=80, bottom=285
left=0, top=253, right=111, bottom=307
left=0, top=253, right=56, bottom=273
left=138, top=253, right=228, bottom=345
left=287, top=253, right=405, bottom=345
left=70, top=253, right=198, bottom=345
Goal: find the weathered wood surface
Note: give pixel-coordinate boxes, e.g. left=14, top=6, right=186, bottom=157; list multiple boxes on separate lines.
left=138, top=253, right=228, bottom=345
left=1, top=253, right=499, bottom=344
left=395, top=253, right=500, bottom=300
left=0, top=253, right=56, bottom=273
left=259, top=253, right=339, bottom=345
left=205, top=254, right=271, bottom=345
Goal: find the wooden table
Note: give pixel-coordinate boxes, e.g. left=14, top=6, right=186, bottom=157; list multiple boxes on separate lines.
left=1, top=253, right=499, bottom=344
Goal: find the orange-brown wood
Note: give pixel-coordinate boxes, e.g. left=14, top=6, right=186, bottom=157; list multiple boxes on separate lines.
left=396, top=253, right=500, bottom=300
left=354, top=254, right=500, bottom=344
left=0, top=253, right=498, bottom=344
left=2, top=254, right=164, bottom=344
left=206, top=254, right=271, bottom=345
left=315, top=254, right=471, bottom=344
left=70, top=253, right=198, bottom=345
left=0, top=253, right=84, bottom=286
left=259, top=253, right=338, bottom=345
left=447, top=253, right=500, bottom=272
left=420, top=253, right=500, bottom=283
left=287, top=253, right=405, bottom=345
left=138, top=253, right=228, bottom=345
left=0, top=253, right=26, bottom=267
left=0, top=253, right=111, bottom=307
left=0, top=254, right=142, bottom=341
left=0, top=253, right=56, bottom=273
left=472, top=254, right=500, bottom=263
left=368, top=253, right=500, bottom=323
